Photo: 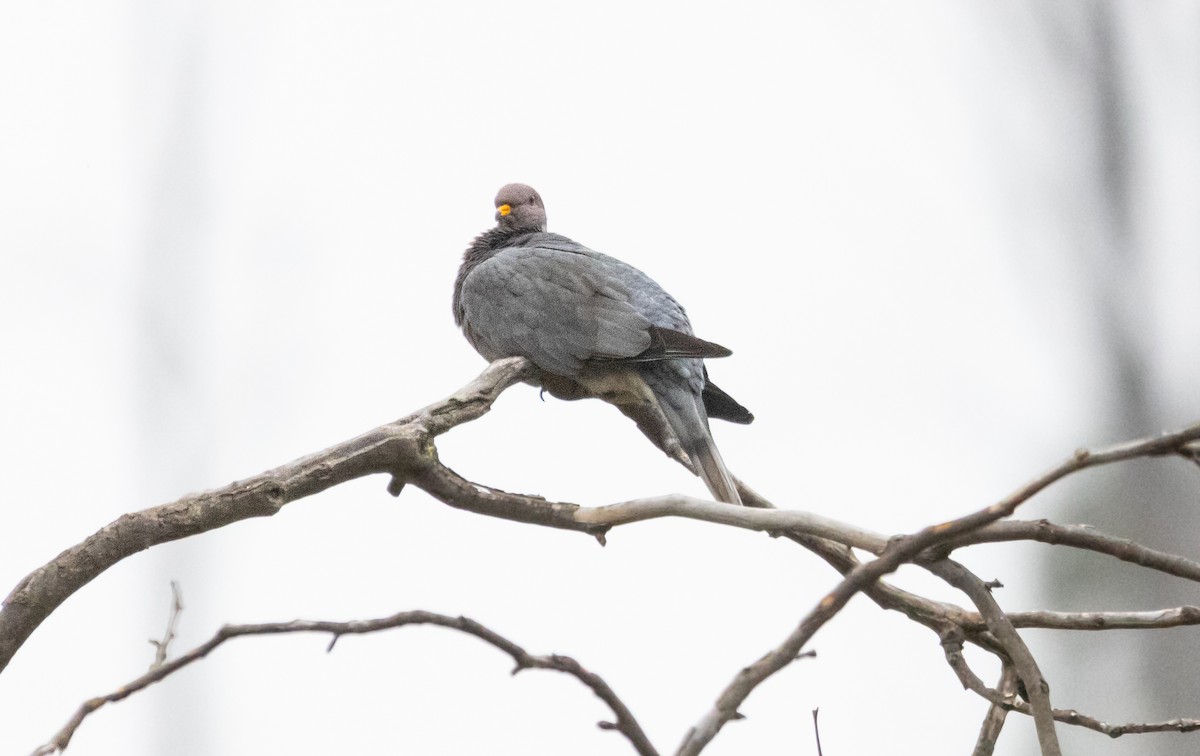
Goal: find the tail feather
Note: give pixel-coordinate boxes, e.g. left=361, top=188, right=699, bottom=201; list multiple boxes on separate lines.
left=689, top=433, right=741, bottom=505
left=701, top=376, right=754, bottom=424
left=654, top=385, right=742, bottom=506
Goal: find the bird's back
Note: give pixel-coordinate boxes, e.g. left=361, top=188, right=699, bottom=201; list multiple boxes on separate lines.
left=455, top=231, right=693, bottom=376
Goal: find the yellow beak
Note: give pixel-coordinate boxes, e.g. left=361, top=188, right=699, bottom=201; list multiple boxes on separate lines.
left=497, top=204, right=512, bottom=217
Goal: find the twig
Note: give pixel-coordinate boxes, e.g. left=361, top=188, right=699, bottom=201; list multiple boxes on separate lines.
left=946, top=641, right=1200, bottom=739
left=1014, top=424, right=1200, bottom=496
left=945, top=519, right=1200, bottom=583
left=148, top=581, right=183, bottom=669
left=941, top=626, right=1000, bottom=698
left=1014, top=702, right=1200, bottom=737
left=1175, top=442, right=1200, bottom=468
left=972, top=665, right=1019, bottom=756
left=1049, top=710, right=1200, bottom=737
left=971, top=606, right=1200, bottom=631
left=30, top=610, right=657, bottom=756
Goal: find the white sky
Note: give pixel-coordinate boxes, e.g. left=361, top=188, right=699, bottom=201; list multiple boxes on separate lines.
left=2, top=2, right=1199, bottom=755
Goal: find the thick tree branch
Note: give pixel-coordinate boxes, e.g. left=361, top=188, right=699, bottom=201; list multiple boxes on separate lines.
left=31, top=610, right=657, bottom=756
left=0, top=358, right=539, bottom=674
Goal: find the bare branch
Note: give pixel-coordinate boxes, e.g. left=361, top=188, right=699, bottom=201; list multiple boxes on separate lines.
left=945, top=519, right=1200, bottom=583
left=759, top=523, right=990, bottom=649
left=972, top=665, right=1020, bottom=756
left=1179, top=442, right=1200, bottom=468
left=1008, top=700, right=1200, bottom=737
left=990, top=686, right=1200, bottom=738
left=31, top=610, right=657, bottom=756
left=698, top=428, right=1200, bottom=755
left=944, top=618, right=1200, bottom=739
left=1, top=358, right=540, bottom=674
left=976, top=606, right=1200, bottom=631
left=941, top=626, right=996, bottom=698
left=1050, top=710, right=1200, bottom=737
left=928, top=560, right=1061, bottom=756
left=675, top=474, right=1094, bottom=756
left=148, top=581, right=183, bottom=669
left=1017, top=423, right=1200, bottom=493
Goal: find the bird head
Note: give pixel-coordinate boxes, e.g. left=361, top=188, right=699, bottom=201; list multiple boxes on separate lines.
left=494, top=183, right=547, bottom=232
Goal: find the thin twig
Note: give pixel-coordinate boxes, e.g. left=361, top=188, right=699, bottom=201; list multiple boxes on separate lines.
left=1048, top=710, right=1200, bottom=737
left=942, top=622, right=1200, bottom=739
left=1016, top=423, right=1200, bottom=495
left=941, top=626, right=997, bottom=698
left=972, top=606, right=1200, bottom=631
left=148, top=581, right=183, bottom=669
left=31, top=610, right=657, bottom=756
left=969, top=681, right=1200, bottom=739
left=973, top=665, right=1019, bottom=756
left=945, top=519, right=1200, bottom=583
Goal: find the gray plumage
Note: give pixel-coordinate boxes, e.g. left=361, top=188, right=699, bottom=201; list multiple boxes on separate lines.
left=453, top=183, right=751, bottom=504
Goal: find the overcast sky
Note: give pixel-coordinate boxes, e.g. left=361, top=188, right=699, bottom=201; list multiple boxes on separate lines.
left=3, top=2, right=1199, bottom=755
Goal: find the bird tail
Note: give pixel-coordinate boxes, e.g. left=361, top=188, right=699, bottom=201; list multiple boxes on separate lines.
left=656, top=389, right=742, bottom=506
left=690, top=430, right=742, bottom=505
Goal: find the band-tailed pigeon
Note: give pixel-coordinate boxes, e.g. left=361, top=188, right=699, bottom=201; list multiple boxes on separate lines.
left=453, top=183, right=752, bottom=504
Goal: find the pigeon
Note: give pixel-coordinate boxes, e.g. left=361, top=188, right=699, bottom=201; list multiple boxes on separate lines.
left=453, top=183, right=752, bottom=504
